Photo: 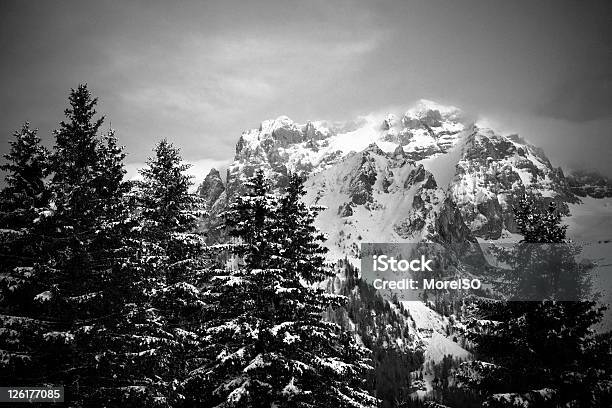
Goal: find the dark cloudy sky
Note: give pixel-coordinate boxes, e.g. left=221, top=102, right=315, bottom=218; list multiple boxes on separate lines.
left=1, top=0, right=611, bottom=179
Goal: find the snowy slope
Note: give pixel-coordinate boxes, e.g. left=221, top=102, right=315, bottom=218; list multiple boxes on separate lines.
left=301, top=145, right=436, bottom=262
left=566, top=197, right=612, bottom=331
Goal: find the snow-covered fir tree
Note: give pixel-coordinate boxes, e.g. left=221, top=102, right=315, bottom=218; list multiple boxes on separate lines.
left=186, top=170, right=378, bottom=407
left=137, top=139, right=209, bottom=404
left=458, top=196, right=612, bottom=408
left=0, top=122, right=49, bottom=228
left=512, top=196, right=567, bottom=244
left=274, top=173, right=328, bottom=284
left=10, top=85, right=175, bottom=406
left=0, top=122, right=50, bottom=384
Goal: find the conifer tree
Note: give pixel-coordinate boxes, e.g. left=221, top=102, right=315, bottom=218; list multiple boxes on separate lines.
left=274, top=173, right=328, bottom=284
left=459, top=196, right=612, bottom=407
left=513, top=197, right=567, bottom=243
left=186, top=169, right=377, bottom=407
left=137, top=139, right=209, bottom=402
left=50, top=85, right=108, bottom=229
left=0, top=122, right=50, bottom=383
left=0, top=122, right=49, bottom=227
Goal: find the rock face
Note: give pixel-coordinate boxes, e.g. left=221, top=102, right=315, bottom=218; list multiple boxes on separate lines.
left=202, top=99, right=581, bottom=256
left=338, top=202, right=353, bottom=217
left=347, top=147, right=380, bottom=205
left=434, top=197, right=477, bottom=249
left=197, top=168, right=225, bottom=208
left=449, top=127, right=578, bottom=239
left=380, top=101, right=465, bottom=161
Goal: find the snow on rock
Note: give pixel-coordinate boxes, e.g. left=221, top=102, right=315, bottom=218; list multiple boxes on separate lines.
left=301, top=145, right=435, bottom=262
left=281, top=377, right=301, bottom=398
left=404, top=99, right=463, bottom=122
left=401, top=301, right=446, bottom=334
left=425, top=332, right=470, bottom=363
left=401, top=301, right=469, bottom=363
left=448, top=125, right=577, bottom=239
left=34, top=290, right=52, bottom=302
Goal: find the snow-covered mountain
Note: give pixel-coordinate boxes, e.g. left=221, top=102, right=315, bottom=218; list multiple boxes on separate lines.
left=202, top=99, right=581, bottom=253
left=196, top=100, right=612, bottom=383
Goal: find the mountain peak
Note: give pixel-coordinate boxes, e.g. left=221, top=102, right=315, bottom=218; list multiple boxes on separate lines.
left=197, top=167, right=225, bottom=207
left=258, top=115, right=297, bottom=134
left=406, top=99, right=462, bottom=117
left=363, top=142, right=386, bottom=156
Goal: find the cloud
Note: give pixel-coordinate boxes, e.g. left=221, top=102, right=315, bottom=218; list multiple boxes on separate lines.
left=537, top=74, right=612, bottom=122
left=221, top=77, right=276, bottom=99
left=103, top=28, right=384, bottom=163
left=121, top=87, right=218, bottom=116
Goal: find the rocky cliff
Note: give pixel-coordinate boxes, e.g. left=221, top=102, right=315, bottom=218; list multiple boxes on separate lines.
left=198, top=99, right=579, bottom=251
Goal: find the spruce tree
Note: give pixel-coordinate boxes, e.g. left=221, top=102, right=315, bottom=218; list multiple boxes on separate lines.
left=186, top=170, right=377, bottom=407
left=459, top=196, right=612, bottom=407
left=275, top=173, right=328, bottom=284
left=0, top=122, right=50, bottom=383
left=49, top=84, right=107, bottom=230
left=0, top=122, right=49, bottom=228
left=513, top=197, right=567, bottom=243
left=137, top=139, right=209, bottom=403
